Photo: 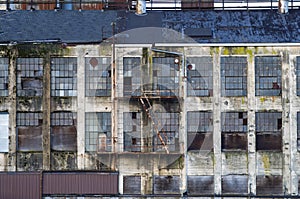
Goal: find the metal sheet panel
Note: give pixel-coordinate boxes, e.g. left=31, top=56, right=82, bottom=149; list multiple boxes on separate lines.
left=153, top=175, right=180, bottom=194
left=0, top=113, right=8, bottom=152
left=43, top=172, right=118, bottom=195
left=256, top=175, right=283, bottom=195
left=0, top=172, right=41, bottom=199
left=123, top=176, right=141, bottom=194
left=51, top=126, right=77, bottom=151
left=17, top=126, right=42, bottom=151
left=187, top=175, right=214, bottom=195
left=222, top=175, right=248, bottom=194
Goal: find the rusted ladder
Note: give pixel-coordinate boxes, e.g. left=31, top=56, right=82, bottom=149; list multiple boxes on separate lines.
left=139, top=93, right=169, bottom=154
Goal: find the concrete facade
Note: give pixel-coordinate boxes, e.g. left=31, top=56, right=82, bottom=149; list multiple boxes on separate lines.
left=0, top=43, right=300, bottom=198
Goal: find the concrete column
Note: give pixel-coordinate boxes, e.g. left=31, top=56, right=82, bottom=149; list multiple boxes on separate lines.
left=247, top=47, right=256, bottom=195
left=7, top=47, right=17, bottom=171
left=76, top=47, right=86, bottom=170
left=42, top=53, right=51, bottom=170
left=281, top=50, right=291, bottom=194
left=213, top=47, right=221, bottom=195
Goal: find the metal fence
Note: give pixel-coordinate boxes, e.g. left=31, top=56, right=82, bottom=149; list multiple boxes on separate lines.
left=1, top=0, right=300, bottom=11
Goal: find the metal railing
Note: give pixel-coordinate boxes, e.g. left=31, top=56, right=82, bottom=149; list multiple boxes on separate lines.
left=1, top=0, right=300, bottom=11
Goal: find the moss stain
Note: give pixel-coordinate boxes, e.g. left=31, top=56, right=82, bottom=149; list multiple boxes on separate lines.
left=262, top=153, right=271, bottom=175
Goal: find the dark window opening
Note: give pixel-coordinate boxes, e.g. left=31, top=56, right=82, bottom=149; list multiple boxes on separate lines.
left=0, top=58, right=9, bottom=97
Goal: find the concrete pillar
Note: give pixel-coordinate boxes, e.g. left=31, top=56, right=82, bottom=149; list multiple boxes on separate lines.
left=247, top=47, right=256, bottom=195
left=282, top=50, right=291, bottom=195
left=7, top=47, right=17, bottom=171
left=42, top=53, right=51, bottom=170
left=76, top=47, right=86, bottom=170
left=213, top=47, right=222, bottom=195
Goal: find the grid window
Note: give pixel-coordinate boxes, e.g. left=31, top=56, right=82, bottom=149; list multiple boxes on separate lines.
left=152, top=57, right=179, bottom=96
left=85, top=57, right=111, bottom=96
left=255, top=56, right=281, bottom=96
left=17, top=112, right=43, bottom=152
left=255, top=112, right=282, bottom=151
left=221, top=56, right=247, bottom=96
left=0, top=58, right=8, bottom=96
left=221, top=112, right=247, bottom=151
left=17, top=58, right=43, bottom=96
left=51, top=57, right=77, bottom=97
left=153, top=112, right=179, bottom=152
left=187, top=111, right=213, bottom=151
left=85, top=112, right=111, bottom=152
left=124, top=112, right=141, bottom=152
left=296, top=57, right=300, bottom=96
left=17, top=112, right=43, bottom=126
left=51, top=111, right=77, bottom=151
left=123, top=57, right=141, bottom=96
left=187, top=57, right=213, bottom=97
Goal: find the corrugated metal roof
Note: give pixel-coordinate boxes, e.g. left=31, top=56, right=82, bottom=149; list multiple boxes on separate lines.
left=43, top=172, right=118, bottom=195
left=0, top=172, right=41, bottom=199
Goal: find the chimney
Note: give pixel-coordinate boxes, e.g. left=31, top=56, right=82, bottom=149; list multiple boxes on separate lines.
left=136, top=0, right=146, bottom=15
left=278, top=0, right=288, bottom=14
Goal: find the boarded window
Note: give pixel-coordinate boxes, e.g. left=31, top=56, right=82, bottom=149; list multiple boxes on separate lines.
left=255, top=56, right=281, bottom=96
left=187, top=111, right=213, bottom=151
left=51, top=57, right=77, bottom=97
left=123, top=176, right=141, bottom=194
left=85, top=112, right=111, bottom=152
left=187, top=57, right=213, bottom=97
left=17, top=58, right=43, bottom=97
left=51, top=111, right=77, bottom=151
left=124, top=112, right=141, bottom=152
left=0, top=112, right=9, bottom=152
left=153, top=175, right=180, bottom=194
left=256, top=112, right=282, bottom=151
left=123, top=57, right=141, bottom=96
left=221, top=56, right=247, bottom=96
left=85, top=57, right=111, bottom=96
left=256, top=175, right=283, bottom=195
left=17, top=112, right=43, bottom=152
left=222, top=175, right=248, bottom=194
left=221, top=112, right=247, bottom=151
left=187, top=175, right=214, bottom=195
left=0, top=58, right=9, bottom=96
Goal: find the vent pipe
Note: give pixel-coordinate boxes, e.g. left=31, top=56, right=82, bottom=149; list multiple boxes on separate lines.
left=278, top=0, right=288, bottom=13
left=136, top=0, right=146, bottom=15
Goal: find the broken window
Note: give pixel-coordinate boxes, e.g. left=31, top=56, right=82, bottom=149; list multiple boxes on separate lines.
left=296, top=57, right=300, bottom=96
left=152, top=112, right=179, bottom=152
left=0, top=112, right=9, bottom=152
left=256, top=175, right=283, bottom=195
left=222, top=175, right=248, bottom=194
left=17, top=58, right=43, bottom=96
left=124, top=112, right=141, bottom=152
left=221, top=56, right=247, bottom=96
left=221, top=112, right=247, bottom=151
left=51, top=57, right=77, bottom=97
left=187, top=111, right=213, bottom=151
left=0, top=58, right=8, bottom=97
left=123, top=175, right=141, bottom=194
left=123, top=57, right=141, bottom=96
left=85, top=112, right=111, bottom=152
left=151, top=57, right=180, bottom=96
left=153, top=175, right=180, bottom=194
left=17, top=112, right=43, bottom=151
left=187, top=175, right=214, bottom=195
left=256, top=112, right=282, bottom=151
left=51, top=111, right=77, bottom=151
left=187, top=56, right=213, bottom=97
left=255, top=56, right=281, bottom=96
left=85, top=57, right=111, bottom=97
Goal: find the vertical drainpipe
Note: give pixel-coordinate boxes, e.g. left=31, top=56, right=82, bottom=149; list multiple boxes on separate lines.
left=136, top=0, right=146, bottom=15
left=278, top=0, right=289, bottom=13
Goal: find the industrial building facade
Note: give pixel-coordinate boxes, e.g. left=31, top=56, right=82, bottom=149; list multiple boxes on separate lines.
left=1, top=8, right=300, bottom=198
